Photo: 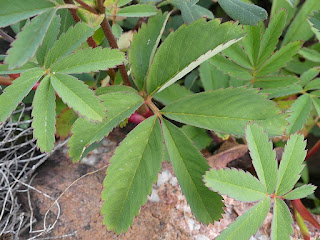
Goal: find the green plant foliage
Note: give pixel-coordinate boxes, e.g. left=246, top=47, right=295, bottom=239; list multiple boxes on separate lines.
left=271, top=198, right=293, bottom=240
left=115, top=4, right=158, bottom=17
left=217, top=0, right=268, bottom=26
left=162, top=119, right=224, bottom=224
left=129, top=11, right=170, bottom=90
left=181, top=125, right=212, bottom=150
left=161, top=87, right=287, bottom=136
left=204, top=123, right=316, bottom=239
left=68, top=88, right=144, bottom=161
left=153, top=83, right=192, bottom=105
left=276, top=134, right=307, bottom=196
left=309, top=10, right=320, bottom=40
left=199, top=61, right=229, bottom=91
left=147, top=19, right=245, bottom=95
left=285, top=0, right=298, bottom=8
left=299, top=48, right=320, bottom=63
left=0, top=0, right=56, bottom=28
left=5, top=9, right=57, bottom=69
left=56, top=108, right=77, bottom=139
left=31, top=76, right=56, bottom=152
left=0, top=68, right=44, bottom=122
left=101, top=116, right=163, bottom=233
left=50, top=73, right=106, bottom=122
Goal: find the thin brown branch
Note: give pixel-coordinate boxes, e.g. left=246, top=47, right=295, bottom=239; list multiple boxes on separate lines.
left=74, top=0, right=98, bottom=14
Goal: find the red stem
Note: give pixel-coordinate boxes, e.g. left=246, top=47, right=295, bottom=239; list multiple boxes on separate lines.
left=305, top=140, right=320, bottom=161
left=291, top=199, right=320, bottom=229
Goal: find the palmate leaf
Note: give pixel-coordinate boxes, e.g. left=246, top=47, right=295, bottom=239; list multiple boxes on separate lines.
left=204, top=168, right=267, bottom=202
left=162, top=119, right=224, bottom=223
left=256, top=9, right=287, bottom=68
left=101, top=116, right=163, bottom=233
left=68, top=87, right=144, bottom=161
left=50, top=47, right=124, bottom=74
left=0, top=62, right=39, bottom=75
left=222, top=43, right=252, bottom=69
left=242, top=24, right=261, bottom=66
left=217, top=0, right=267, bottom=26
left=161, top=87, right=287, bottom=136
left=256, top=41, right=302, bottom=77
left=283, top=185, right=317, bottom=200
left=216, top=197, right=271, bottom=240
left=31, top=76, right=56, bottom=152
left=271, top=198, right=293, bottom=240
left=304, top=78, right=320, bottom=91
left=44, top=22, right=95, bottom=68
left=50, top=73, right=106, bottom=122
left=0, top=0, right=55, bottom=28
left=300, top=67, right=320, bottom=87
left=276, top=133, right=307, bottom=196
left=146, top=19, right=245, bottom=95
left=5, top=9, right=57, bottom=69
left=282, top=0, right=320, bottom=45
left=245, top=123, right=277, bottom=194
left=0, top=68, right=44, bottom=122
left=286, top=94, right=312, bottom=134
left=129, top=11, right=170, bottom=90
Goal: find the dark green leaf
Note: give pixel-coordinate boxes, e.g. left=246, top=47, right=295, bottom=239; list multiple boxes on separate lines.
left=199, top=61, right=229, bottom=91
left=253, top=75, right=299, bottom=89
left=181, top=125, right=211, bottom=150
left=153, top=83, right=192, bottom=105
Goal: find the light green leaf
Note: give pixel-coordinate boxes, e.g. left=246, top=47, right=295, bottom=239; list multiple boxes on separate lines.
left=282, top=0, right=320, bottom=45
left=305, top=78, right=320, bottom=91
left=256, top=41, right=302, bottom=77
left=0, top=0, right=55, bottom=28
left=256, top=9, right=287, bottom=68
left=199, top=61, right=229, bottom=91
left=153, top=83, right=192, bottom=105
left=300, top=67, right=320, bottom=87
left=5, top=9, right=56, bottom=69
left=204, top=168, right=267, bottom=202
left=0, top=68, right=44, bottom=122
left=0, top=62, right=39, bottom=75
left=45, top=22, right=95, bottom=67
left=309, top=10, right=320, bottom=41
left=147, top=19, right=244, bottom=95
left=181, top=125, right=211, bottom=150
left=285, top=0, right=298, bottom=8
left=242, top=24, right=261, bottom=66
left=217, top=0, right=267, bottom=26
left=286, top=94, right=312, bottom=134
left=101, top=116, right=163, bottom=233
left=271, top=198, right=293, bottom=240
left=169, top=0, right=214, bottom=24
left=31, top=76, right=56, bottom=152
left=209, top=54, right=252, bottom=80
left=299, top=48, right=320, bottom=63
left=50, top=73, right=106, bottom=122
left=276, top=133, right=307, bottom=196
left=271, top=0, right=297, bottom=27
left=36, top=14, right=61, bottom=66
left=161, top=87, right=287, bottom=136
left=68, top=88, right=143, bottom=161
left=283, top=185, right=317, bottom=200
left=216, top=197, right=271, bottom=240
left=50, top=47, right=124, bottom=74
left=162, top=119, right=224, bottom=223
left=116, top=4, right=158, bottom=17
left=95, top=85, right=138, bottom=95
left=129, top=11, right=170, bottom=90
left=222, top=43, right=252, bottom=69
left=312, top=97, right=320, bottom=116
left=260, top=85, right=303, bottom=99
left=253, top=75, right=299, bottom=89
left=245, top=123, right=277, bottom=194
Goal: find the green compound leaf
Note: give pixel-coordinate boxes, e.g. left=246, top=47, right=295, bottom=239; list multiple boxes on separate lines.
left=101, top=116, right=163, bottom=233
left=0, top=62, right=39, bottom=75
left=204, top=168, right=267, bottom=202
left=161, top=87, right=287, bottom=137
left=199, top=61, right=229, bottom=91
left=245, top=123, right=278, bottom=194
left=312, top=97, right=320, bottom=116
left=129, top=11, right=170, bottom=90
left=283, top=0, right=320, bottom=45
left=283, top=185, right=317, bottom=200
left=147, top=19, right=244, bottom=95
left=256, top=9, right=287, bottom=68
left=309, top=10, right=320, bottom=40
left=0, top=0, right=55, bottom=28
left=36, top=14, right=61, bottom=66
left=5, top=9, right=57, bottom=69
left=256, top=41, right=302, bottom=77
left=162, top=119, right=224, bottom=223
left=115, top=4, right=158, bottom=17
left=260, top=85, right=303, bottom=99
left=271, top=198, right=293, bottom=240
left=153, top=83, right=192, bottom=105
left=253, top=75, right=299, bottom=89
left=45, top=22, right=95, bottom=68
left=50, top=47, right=124, bottom=74
left=242, top=24, right=262, bottom=66
left=300, top=67, right=320, bottom=87
left=0, top=68, right=44, bottom=122
left=68, top=88, right=143, bottom=161
left=222, top=43, right=252, bottom=69
left=217, top=0, right=268, bottom=26
left=31, top=76, right=56, bottom=152
left=50, top=73, right=106, bottom=122
left=299, top=48, right=320, bottom=63
left=216, top=197, right=271, bottom=240
left=286, top=94, right=312, bottom=134
left=181, top=125, right=211, bottom=150
left=276, top=133, right=307, bottom=196
left=305, top=78, right=320, bottom=91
